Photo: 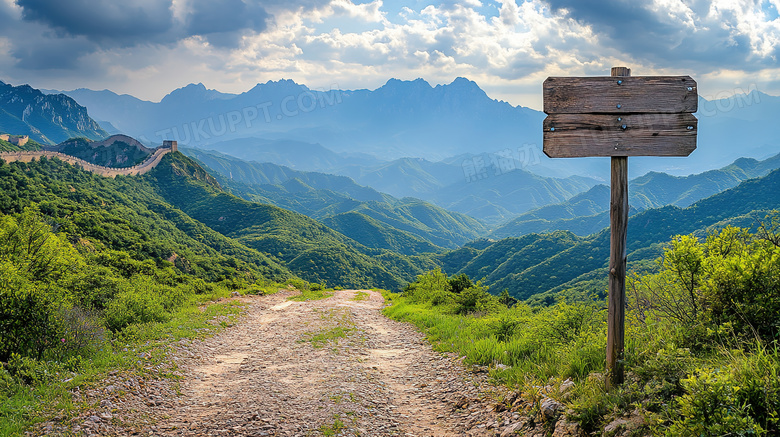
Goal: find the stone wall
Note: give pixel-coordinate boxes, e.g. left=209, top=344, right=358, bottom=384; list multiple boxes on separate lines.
left=0, top=147, right=172, bottom=177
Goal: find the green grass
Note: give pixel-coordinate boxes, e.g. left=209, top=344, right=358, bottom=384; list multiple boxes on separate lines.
left=301, top=326, right=355, bottom=349
left=383, top=253, right=780, bottom=435
left=0, top=290, right=247, bottom=436
left=318, top=414, right=346, bottom=436
left=299, top=308, right=357, bottom=350
left=287, top=288, right=334, bottom=302
left=351, top=290, right=370, bottom=301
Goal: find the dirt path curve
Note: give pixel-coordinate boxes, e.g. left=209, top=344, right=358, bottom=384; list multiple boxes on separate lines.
left=70, top=290, right=526, bottom=436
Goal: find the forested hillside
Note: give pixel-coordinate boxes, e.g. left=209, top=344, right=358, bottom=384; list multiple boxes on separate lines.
left=184, top=148, right=489, bottom=249
left=447, top=169, right=780, bottom=301
left=146, top=153, right=437, bottom=289
left=492, top=153, right=780, bottom=239
left=56, top=135, right=153, bottom=168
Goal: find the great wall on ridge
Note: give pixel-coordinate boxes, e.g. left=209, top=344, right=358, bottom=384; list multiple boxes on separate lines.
left=0, top=140, right=178, bottom=177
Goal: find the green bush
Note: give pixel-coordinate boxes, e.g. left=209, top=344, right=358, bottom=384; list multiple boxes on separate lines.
left=403, top=268, right=454, bottom=305
left=630, top=223, right=780, bottom=348
left=454, top=285, right=500, bottom=315
left=287, top=278, right=310, bottom=291
left=6, top=353, right=57, bottom=386
left=448, top=273, right=473, bottom=294
left=663, top=346, right=779, bottom=436
left=60, top=264, right=122, bottom=310
left=0, top=268, right=66, bottom=361
left=104, top=285, right=169, bottom=331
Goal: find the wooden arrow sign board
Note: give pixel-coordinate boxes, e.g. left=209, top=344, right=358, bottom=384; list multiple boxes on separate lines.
left=542, top=67, right=698, bottom=390
left=543, top=75, right=698, bottom=157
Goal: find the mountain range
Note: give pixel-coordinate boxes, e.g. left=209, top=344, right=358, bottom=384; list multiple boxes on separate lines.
left=184, top=143, right=599, bottom=224
left=182, top=147, right=487, bottom=252
left=441, top=167, right=780, bottom=301
left=3, top=78, right=780, bottom=306
left=491, top=152, right=780, bottom=238
left=54, top=78, right=780, bottom=179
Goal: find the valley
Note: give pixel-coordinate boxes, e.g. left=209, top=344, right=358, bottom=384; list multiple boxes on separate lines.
left=0, top=77, right=778, bottom=437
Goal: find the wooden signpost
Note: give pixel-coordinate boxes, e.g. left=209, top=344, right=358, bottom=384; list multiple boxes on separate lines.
left=542, top=67, right=698, bottom=388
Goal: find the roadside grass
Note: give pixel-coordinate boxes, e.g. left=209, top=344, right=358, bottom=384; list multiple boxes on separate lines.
left=0, top=285, right=280, bottom=436
left=383, top=254, right=780, bottom=435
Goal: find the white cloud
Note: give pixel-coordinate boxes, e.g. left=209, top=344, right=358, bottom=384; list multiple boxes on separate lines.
left=2, top=0, right=780, bottom=108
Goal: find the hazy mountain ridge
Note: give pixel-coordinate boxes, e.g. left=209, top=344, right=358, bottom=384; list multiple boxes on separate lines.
left=188, top=142, right=599, bottom=224
left=60, top=78, right=542, bottom=161
left=182, top=147, right=488, bottom=249
left=491, top=152, right=780, bottom=238
left=58, top=79, right=780, bottom=179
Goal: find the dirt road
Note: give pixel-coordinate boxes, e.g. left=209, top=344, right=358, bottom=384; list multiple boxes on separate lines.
left=58, top=290, right=528, bottom=436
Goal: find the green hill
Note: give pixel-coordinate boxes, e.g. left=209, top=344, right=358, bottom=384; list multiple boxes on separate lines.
left=56, top=135, right=153, bottom=168
left=0, top=149, right=441, bottom=290
left=147, top=153, right=435, bottom=289
left=491, top=153, right=780, bottom=239
left=0, top=154, right=290, bottom=282
left=183, top=148, right=488, bottom=249
left=322, top=212, right=442, bottom=255
left=452, top=169, right=780, bottom=301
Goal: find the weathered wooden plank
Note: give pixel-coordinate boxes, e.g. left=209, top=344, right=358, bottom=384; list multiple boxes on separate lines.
left=543, top=76, right=697, bottom=114
left=543, top=113, right=697, bottom=157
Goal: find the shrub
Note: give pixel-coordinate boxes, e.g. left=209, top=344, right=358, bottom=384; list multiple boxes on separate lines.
left=663, top=346, right=780, bottom=436
left=56, top=306, right=107, bottom=359
left=491, top=314, right=520, bottom=342
left=0, top=267, right=66, bottom=361
left=0, top=206, right=80, bottom=282
left=104, top=285, right=169, bottom=331
left=60, top=264, right=122, bottom=310
left=404, top=269, right=454, bottom=306
left=448, top=273, right=473, bottom=294
left=6, top=353, right=57, bottom=386
left=454, top=285, right=500, bottom=315
left=287, top=278, right=310, bottom=291
left=630, top=223, right=780, bottom=347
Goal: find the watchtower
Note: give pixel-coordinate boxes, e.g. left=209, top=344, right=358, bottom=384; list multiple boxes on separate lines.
left=163, top=140, right=178, bottom=152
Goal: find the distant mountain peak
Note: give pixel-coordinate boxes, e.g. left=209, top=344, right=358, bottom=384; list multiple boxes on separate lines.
left=436, top=76, right=487, bottom=98
left=161, top=82, right=235, bottom=104
left=380, top=77, right=433, bottom=92
left=450, top=77, right=477, bottom=87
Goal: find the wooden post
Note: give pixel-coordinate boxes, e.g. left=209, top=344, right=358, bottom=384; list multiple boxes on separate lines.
left=606, top=66, right=630, bottom=389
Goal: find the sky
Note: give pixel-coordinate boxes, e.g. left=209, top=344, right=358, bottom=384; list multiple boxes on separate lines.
left=1, top=0, right=779, bottom=110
